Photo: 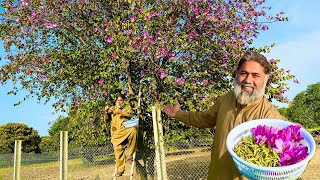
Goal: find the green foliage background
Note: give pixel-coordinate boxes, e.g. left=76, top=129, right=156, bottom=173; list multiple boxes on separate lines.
left=285, top=82, right=320, bottom=129
left=0, top=123, right=41, bottom=154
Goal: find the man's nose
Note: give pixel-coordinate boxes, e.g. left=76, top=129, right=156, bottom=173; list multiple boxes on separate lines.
left=243, top=74, right=253, bottom=84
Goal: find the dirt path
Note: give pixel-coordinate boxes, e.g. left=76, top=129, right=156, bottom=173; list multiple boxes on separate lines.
left=0, top=146, right=318, bottom=179
left=106, top=145, right=320, bottom=179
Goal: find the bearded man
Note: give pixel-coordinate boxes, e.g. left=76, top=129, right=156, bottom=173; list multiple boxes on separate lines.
left=162, top=51, right=286, bottom=180
left=105, top=94, right=137, bottom=177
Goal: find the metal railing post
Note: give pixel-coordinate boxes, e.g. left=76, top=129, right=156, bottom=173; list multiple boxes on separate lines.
left=157, top=108, right=168, bottom=179
left=152, top=106, right=167, bottom=179
left=152, top=106, right=161, bottom=179
left=13, top=140, right=22, bottom=180
left=60, top=131, right=68, bottom=180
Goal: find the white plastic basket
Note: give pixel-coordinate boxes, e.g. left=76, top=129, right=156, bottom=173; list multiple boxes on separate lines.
left=226, top=119, right=316, bottom=180
left=122, top=117, right=139, bottom=128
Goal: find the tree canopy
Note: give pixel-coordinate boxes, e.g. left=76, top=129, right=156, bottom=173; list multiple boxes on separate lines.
left=286, top=82, right=320, bottom=129
left=0, top=0, right=294, bottom=113
left=0, top=123, right=41, bottom=154
left=67, top=100, right=111, bottom=147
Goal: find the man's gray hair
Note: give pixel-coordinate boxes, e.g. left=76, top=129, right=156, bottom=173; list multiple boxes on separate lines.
left=236, top=51, right=272, bottom=75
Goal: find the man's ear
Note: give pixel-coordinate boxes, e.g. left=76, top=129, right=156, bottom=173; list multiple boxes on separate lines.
left=265, top=74, right=271, bottom=86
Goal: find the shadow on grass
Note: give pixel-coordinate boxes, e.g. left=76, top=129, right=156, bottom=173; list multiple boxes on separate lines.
left=166, top=150, right=195, bottom=156
left=166, top=154, right=210, bottom=180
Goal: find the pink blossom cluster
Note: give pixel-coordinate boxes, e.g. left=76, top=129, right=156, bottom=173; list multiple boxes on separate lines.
left=252, top=124, right=308, bottom=166
left=0, top=0, right=294, bottom=110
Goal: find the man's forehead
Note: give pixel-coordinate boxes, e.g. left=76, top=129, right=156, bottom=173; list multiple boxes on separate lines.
left=238, top=60, right=265, bottom=74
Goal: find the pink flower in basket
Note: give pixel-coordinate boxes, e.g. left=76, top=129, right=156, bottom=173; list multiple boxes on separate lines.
left=227, top=119, right=316, bottom=180
left=252, top=124, right=309, bottom=166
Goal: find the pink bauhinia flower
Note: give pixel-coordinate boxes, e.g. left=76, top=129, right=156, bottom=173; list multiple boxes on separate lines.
left=45, top=22, right=57, bottom=29
left=252, top=124, right=309, bottom=166
left=160, top=72, right=167, bottom=79
left=189, top=31, right=196, bottom=39
left=273, top=139, right=294, bottom=154
left=160, top=46, right=166, bottom=52
left=107, top=36, right=113, bottom=43
left=140, top=71, right=146, bottom=77
left=175, top=78, right=185, bottom=85
left=143, top=32, right=148, bottom=39
left=269, top=58, right=274, bottom=63
left=98, top=79, right=104, bottom=84
left=130, top=15, right=136, bottom=22
left=22, top=29, right=29, bottom=34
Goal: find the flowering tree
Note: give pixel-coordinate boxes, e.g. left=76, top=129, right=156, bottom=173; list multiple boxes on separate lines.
left=0, top=0, right=293, bottom=110
left=1, top=0, right=295, bottom=176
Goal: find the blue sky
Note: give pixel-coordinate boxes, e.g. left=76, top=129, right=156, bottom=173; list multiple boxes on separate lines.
left=255, top=0, right=320, bottom=107
left=0, top=38, right=61, bottom=136
left=1, top=0, right=319, bottom=136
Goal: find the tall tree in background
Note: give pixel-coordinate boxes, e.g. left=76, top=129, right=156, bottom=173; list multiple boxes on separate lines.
left=286, top=82, right=320, bottom=129
left=67, top=100, right=110, bottom=147
left=38, top=116, right=71, bottom=152
left=0, top=123, right=41, bottom=154
left=39, top=135, right=58, bottom=152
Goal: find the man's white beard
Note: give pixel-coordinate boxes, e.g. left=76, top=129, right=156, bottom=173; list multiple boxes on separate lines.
left=234, top=78, right=267, bottom=105
left=116, top=102, right=123, bottom=109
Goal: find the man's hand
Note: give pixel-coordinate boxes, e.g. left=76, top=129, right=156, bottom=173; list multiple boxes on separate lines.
left=114, top=109, right=122, bottom=115
left=105, top=108, right=113, bottom=114
left=162, top=99, right=181, bottom=118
